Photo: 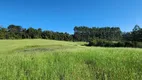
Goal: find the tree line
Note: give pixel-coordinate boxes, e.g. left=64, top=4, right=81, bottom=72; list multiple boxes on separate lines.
left=0, top=24, right=142, bottom=44
left=74, top=25, right=142, bottom=42
left=0, top=25, right=73, bottom=41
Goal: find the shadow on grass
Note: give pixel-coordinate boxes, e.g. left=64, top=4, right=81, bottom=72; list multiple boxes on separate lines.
left=15, top=45, right=74, bottom=53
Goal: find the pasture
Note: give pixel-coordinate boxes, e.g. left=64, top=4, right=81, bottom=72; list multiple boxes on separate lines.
left=0, top=39, right=142, bottom=80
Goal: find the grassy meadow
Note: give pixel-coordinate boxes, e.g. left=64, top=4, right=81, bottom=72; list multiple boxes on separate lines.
left=0, top=39, right=142, bottom=80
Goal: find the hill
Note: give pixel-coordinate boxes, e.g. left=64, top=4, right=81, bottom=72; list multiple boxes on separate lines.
left=0, top=39, right=142, bottom=80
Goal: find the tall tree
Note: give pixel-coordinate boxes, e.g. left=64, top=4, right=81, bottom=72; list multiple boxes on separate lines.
left=0, top=26, right=7, bottom=39
left=132, top=25, right=141, bottom=41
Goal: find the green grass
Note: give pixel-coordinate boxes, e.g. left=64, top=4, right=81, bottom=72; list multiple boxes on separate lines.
left=0, top=39, right=142, bottom=80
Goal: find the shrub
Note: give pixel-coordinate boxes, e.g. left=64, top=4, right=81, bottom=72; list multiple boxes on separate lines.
left=88, top=39, right=114, bottom=47
left=124, top=41, right=134, bottom=47
left=88, top=39, right=142, bottom=48
left=114, top=42, right=125, bottom=47
left=136, top=42, right=142, bottom=48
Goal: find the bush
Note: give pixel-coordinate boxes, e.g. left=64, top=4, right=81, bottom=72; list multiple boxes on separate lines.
left=114, top=42, right=125, bottom=47
left=88, top=39, right=114, bottom=47
left=88, top=39, right=142, bottom=48
left=136, top=42, right=142, bottom=48
left=124, top=41, right=134, bottom=47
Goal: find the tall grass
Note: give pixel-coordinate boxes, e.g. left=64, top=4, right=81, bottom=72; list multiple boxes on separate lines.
left=0, top=39, right=142, bottom=80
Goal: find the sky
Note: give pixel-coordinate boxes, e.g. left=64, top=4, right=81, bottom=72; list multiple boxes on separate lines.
left=0, top=0, right=142, bottom=33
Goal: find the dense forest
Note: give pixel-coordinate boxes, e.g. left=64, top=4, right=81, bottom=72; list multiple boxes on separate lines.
left=73, top=26, right=122, bottom=41
left=0, top=24, right=142, bottom=47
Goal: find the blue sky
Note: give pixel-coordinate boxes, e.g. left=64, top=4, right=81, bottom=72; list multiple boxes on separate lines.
left=0, top=0, right=142, bottom=33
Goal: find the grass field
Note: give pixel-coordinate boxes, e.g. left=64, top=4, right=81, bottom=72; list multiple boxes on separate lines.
left=0, top=39, right=142, bottom=80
